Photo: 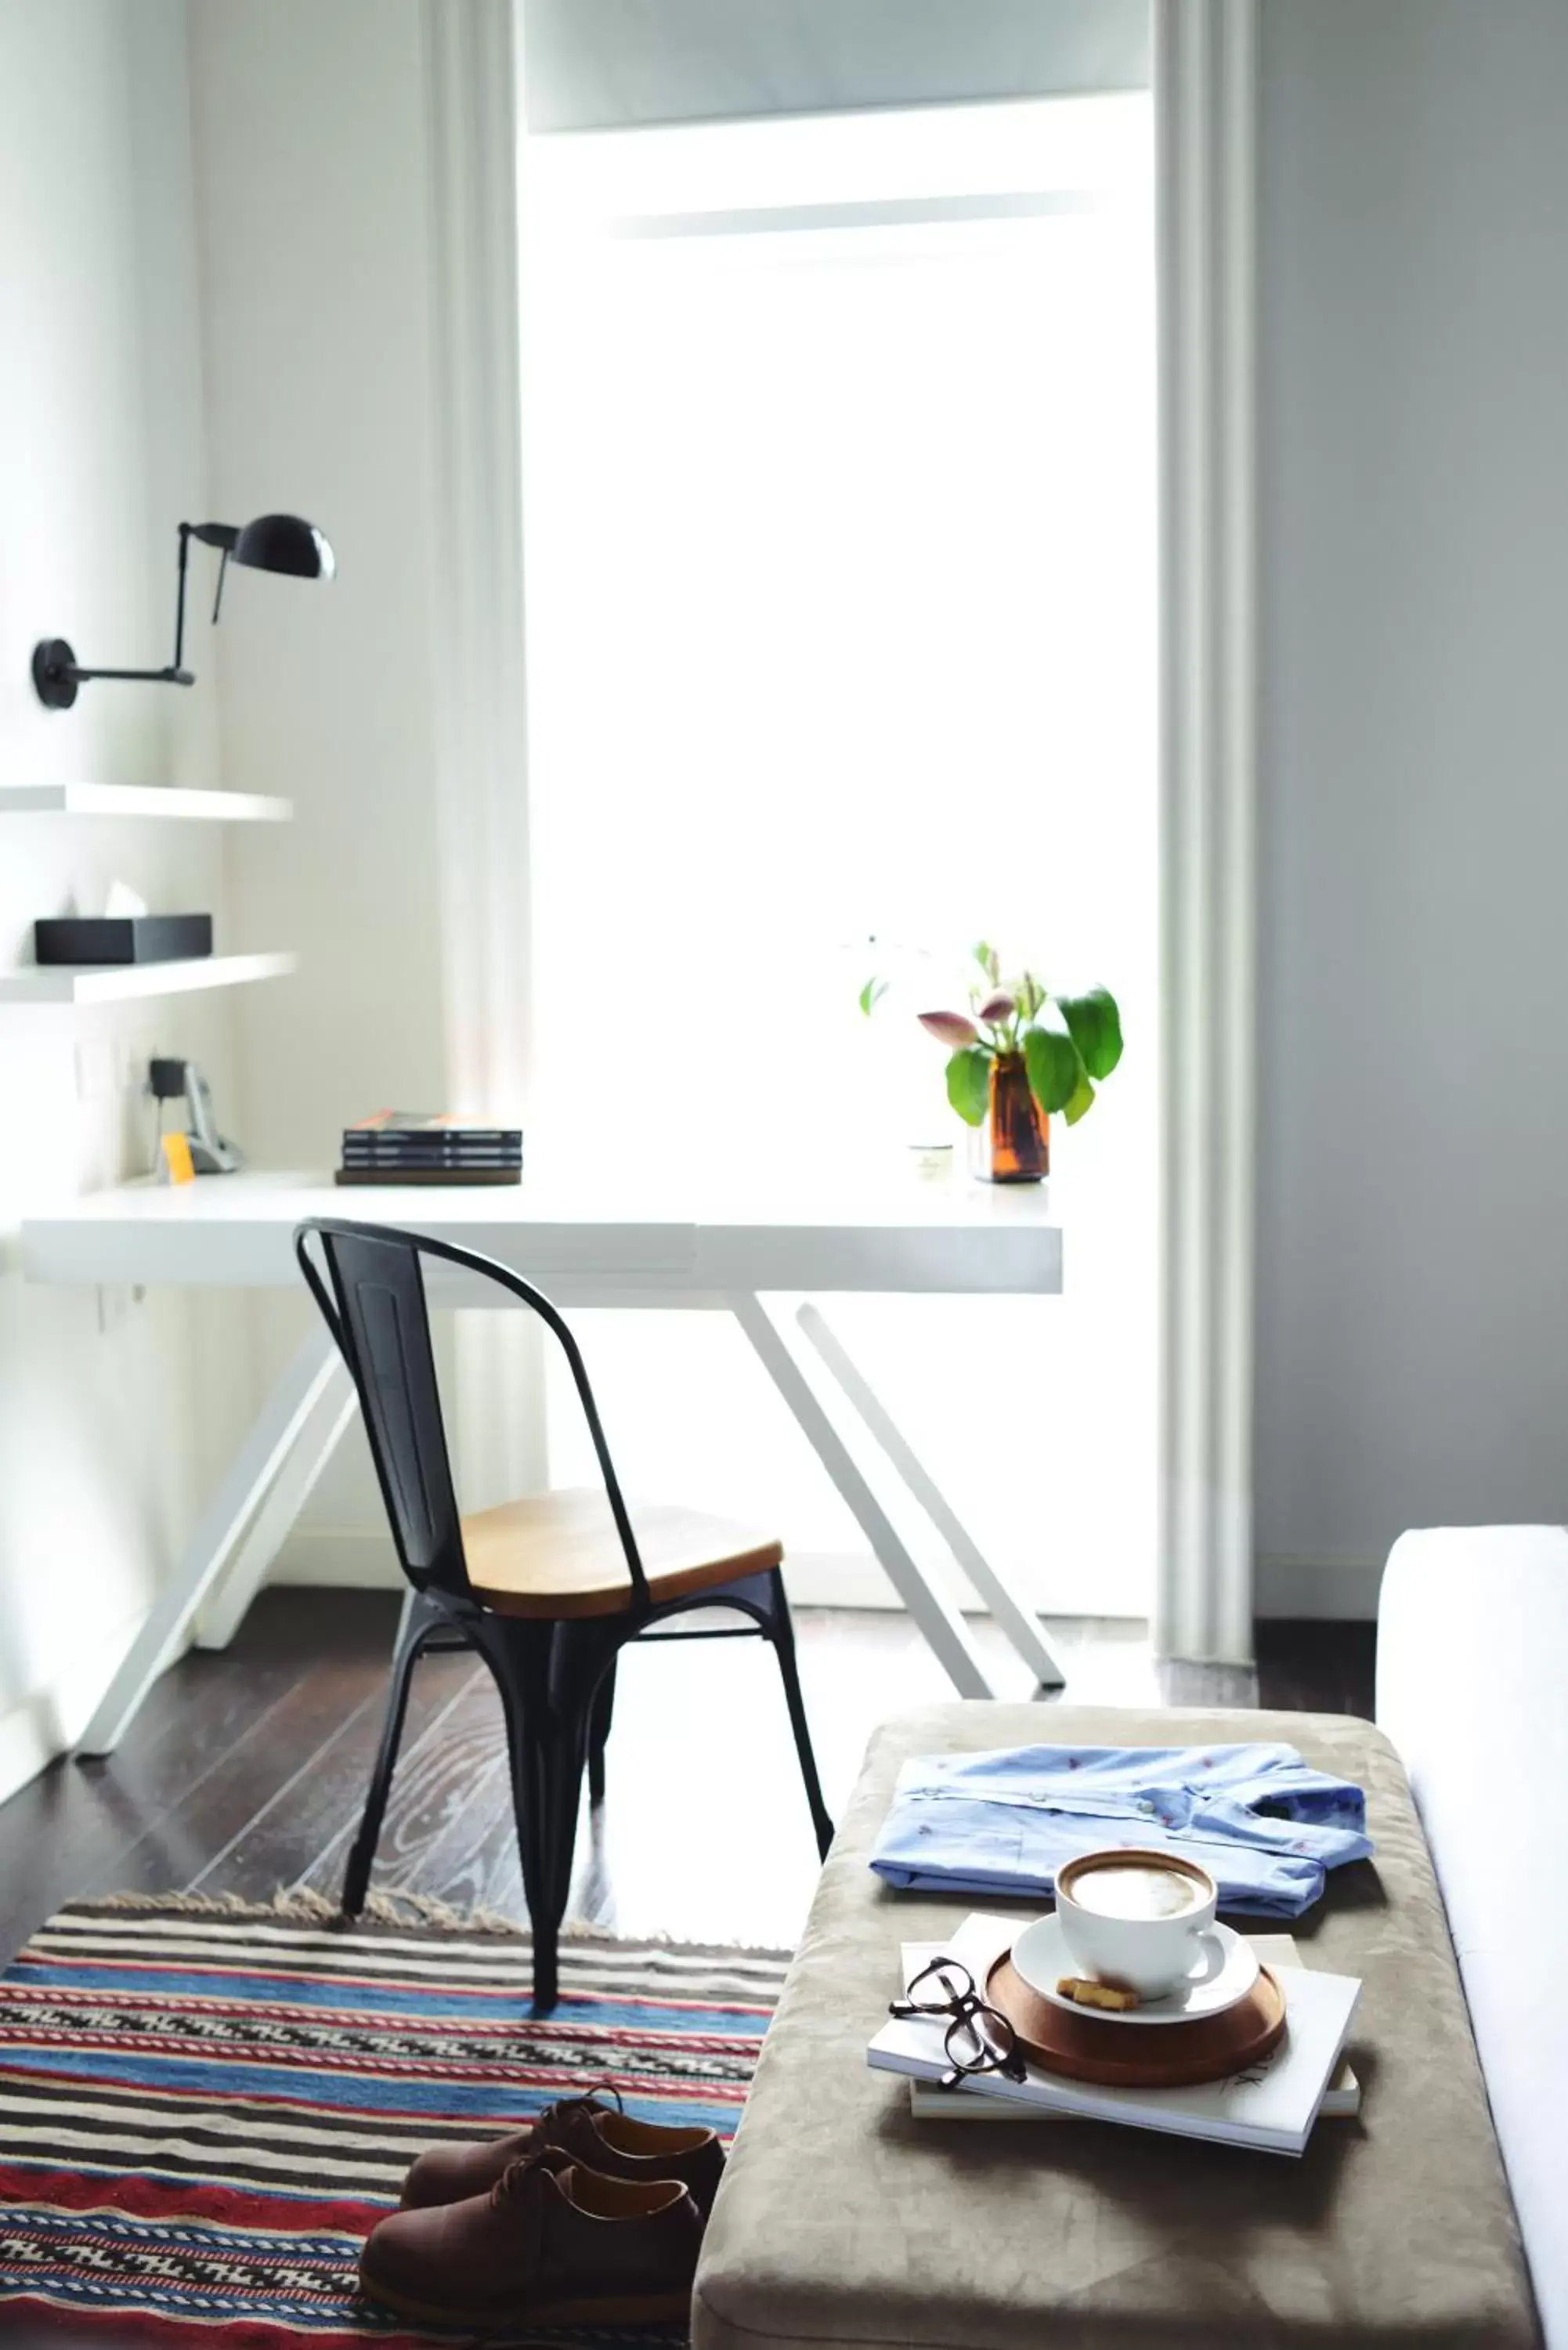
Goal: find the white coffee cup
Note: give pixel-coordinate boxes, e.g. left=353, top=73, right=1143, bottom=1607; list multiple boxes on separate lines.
left=1055, top=1846, right=1220, bottom=2001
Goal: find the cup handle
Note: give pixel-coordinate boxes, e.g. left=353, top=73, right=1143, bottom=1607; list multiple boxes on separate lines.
left=1185, top=1929, right=1227, bottom=1987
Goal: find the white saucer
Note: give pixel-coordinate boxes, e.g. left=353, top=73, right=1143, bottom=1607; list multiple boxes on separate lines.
left=1009, top=1914, right=1260, bottom=2026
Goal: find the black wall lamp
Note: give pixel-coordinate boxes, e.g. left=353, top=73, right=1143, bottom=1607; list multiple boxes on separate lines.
left=31, top=513, right=336, bottom=711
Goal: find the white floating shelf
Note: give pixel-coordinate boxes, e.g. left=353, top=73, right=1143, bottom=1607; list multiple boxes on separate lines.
left=0, top=783, right=292, bottom=822
left=0, top=951, right=298, bottom=1006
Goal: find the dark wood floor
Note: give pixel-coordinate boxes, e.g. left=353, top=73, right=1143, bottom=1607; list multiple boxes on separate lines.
left=0, top=1593, right=1375, bottom=1963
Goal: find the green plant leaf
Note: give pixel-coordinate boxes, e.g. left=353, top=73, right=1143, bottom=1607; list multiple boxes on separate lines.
left=973, top=940, right=1000, bottom=985
left=1057, top=987, right=1123, bottom=1081
left=858, top=977, right=888, bottom=1018
left=945, top=1047, right=992, bottom=1126
left=1023, top=1025, right=1082, bottom=1115
left=1063, top=1067, right=1096, bottom=1125
left=1019, top=970, right=1046, bottom=1021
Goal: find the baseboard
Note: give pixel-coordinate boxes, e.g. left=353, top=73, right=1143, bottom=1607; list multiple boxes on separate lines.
left=268, top=1529, right=1145, bottom=1619
left=269, top=1531, right=948, bottom=1607
left=780, top=1552, right=1152, bottom=1616
left=276, top=1532, right=1391, bottom=1626
left=269, top=1528, right=403, bottom=1589
left=272, top=1528, right=1377, bottom=1622
left=1253, top=1554, right=1384, bottom=1622
left=0, top=1603, right=151, bottom=1810
left=784, top=1548, right=959, bottom=1611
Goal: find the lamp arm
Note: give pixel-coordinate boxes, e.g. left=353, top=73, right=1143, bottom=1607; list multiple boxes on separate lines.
left=58, top=526, right=198, bottom=685
left=31, top=516, right=275, bottom=710
left=173, top=522, right=191, bottom=672
left=62, top=663, right=195, bottom=687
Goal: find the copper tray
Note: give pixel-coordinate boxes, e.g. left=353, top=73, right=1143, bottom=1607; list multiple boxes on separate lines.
left=985, top=1952, right=1287, bottom=2089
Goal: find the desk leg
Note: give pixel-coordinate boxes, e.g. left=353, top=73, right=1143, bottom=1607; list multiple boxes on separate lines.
left=195, top=1360, right=359, bottom=1651
left=796, top=1303, right=1066, bottom=1690
left=76, top=1329, right=341, bottom=1756
left=728, top=1292, right=997, bottom=1701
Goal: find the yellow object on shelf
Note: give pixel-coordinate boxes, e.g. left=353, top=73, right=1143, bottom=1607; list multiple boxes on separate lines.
left=159, top=1132, right=196, bottom=1186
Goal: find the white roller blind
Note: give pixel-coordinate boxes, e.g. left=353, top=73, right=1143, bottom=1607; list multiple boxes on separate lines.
left=522, top=0, right=1150, bottom=132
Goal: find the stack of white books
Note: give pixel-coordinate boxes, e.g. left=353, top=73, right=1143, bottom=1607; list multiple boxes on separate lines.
left=868, top=1913, right=1363, bottom=2158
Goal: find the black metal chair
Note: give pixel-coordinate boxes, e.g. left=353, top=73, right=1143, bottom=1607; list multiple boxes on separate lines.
left=294, top=1217, right=833, bottom=2012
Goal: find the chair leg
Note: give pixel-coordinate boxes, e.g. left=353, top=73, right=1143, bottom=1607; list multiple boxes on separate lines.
left=490, top=1625, right=596, bottom=2017
left=342, top=1596, right=432, bottom=1918
left=766, top=1571, right=834, bottom=1860
left=587, top=1656, right=617, bottom=1806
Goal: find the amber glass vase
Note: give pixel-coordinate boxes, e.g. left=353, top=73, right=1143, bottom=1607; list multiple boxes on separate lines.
left=974, top=1052, right=1050, bottom=1182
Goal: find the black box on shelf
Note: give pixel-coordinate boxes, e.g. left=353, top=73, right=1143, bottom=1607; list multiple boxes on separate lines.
left=34, top=914, right=214, bottom=966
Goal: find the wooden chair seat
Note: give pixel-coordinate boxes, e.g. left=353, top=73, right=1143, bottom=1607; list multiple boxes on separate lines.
left=461, top=1488, right=786, bottom=1620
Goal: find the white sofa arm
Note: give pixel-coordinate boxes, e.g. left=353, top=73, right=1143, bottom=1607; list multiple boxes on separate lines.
left=1378, top=1524, right=1568, bottom=2347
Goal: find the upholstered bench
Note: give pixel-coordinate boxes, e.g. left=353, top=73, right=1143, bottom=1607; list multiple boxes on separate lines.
left=693, top=1704, right=1539, bottom=2350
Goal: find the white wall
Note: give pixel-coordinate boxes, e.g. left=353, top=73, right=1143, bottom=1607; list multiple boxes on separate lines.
left=0, top=0, right=250, bottom=1798
left=188, top=0, right=449, bottom=1171
left=1255, top=0, right=1568, bottom=1614
left=187, top=0, right=451, bottom=1553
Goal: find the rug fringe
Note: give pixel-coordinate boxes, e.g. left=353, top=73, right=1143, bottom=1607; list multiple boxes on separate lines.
left=85, top=1886, right=527, bottom=1934
left=89, top=1889, right=319, bottom=1918
left=352, top=1888, right=530, bottom=1935
left=75, top=1886, right=791, bottom=1959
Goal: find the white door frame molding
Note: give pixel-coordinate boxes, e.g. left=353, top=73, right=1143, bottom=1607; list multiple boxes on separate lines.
left=421, top=0, right=533, bottom=1115
left=421, top=0, right=547, bottom=1506
left=1154, top=0, right=1259, bottom=1663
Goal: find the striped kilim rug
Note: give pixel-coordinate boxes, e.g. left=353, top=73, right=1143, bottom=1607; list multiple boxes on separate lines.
left=0, top=1899, right=789, bottom=2347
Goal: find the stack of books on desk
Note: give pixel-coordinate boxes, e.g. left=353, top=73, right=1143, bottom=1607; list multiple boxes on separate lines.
left=336, top=1112, right=523, bottom=1187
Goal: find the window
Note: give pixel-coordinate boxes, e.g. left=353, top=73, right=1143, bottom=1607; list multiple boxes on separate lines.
left=522, top=93, right=1156, bottom=1617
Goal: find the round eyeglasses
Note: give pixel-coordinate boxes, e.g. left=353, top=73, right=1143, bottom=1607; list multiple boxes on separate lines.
left=889, top=1954, right=1027, bottom=2091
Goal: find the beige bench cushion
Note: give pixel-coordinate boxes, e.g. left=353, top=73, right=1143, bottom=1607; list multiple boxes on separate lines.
left=694, top=1705, right=1539, bottom=2350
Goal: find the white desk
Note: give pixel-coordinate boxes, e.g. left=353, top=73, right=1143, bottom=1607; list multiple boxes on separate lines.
left=20, top=1170, right=1066, bottom=1750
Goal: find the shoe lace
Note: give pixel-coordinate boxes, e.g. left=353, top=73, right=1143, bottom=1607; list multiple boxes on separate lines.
left=505, top=2081, right=623, bottom=2170
left=489, top=2081, right=628, bottom=2212
left=489, top=2149, right=557, bottom=2213
left=556, top=2078, right=625, bottom=2120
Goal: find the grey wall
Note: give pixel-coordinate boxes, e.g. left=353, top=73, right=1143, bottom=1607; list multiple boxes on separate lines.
left=1255, top=0, right=1568, bottom=1610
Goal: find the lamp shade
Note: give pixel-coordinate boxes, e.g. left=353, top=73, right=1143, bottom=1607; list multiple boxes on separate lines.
left=233, top=513, right=336, bottom=581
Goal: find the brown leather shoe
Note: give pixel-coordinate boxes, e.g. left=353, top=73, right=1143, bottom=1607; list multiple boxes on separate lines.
left=361, top=2150, right=702, bottom=2328
left=401, top=2084, right=727, bottom=2217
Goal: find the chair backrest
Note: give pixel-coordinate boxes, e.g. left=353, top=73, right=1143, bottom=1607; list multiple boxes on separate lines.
left=294, top=1217, right=650, bottom=1611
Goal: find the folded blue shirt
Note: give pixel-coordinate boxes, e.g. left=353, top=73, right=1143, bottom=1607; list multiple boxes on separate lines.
left=869, top=1742, right=1374, bottom=1918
